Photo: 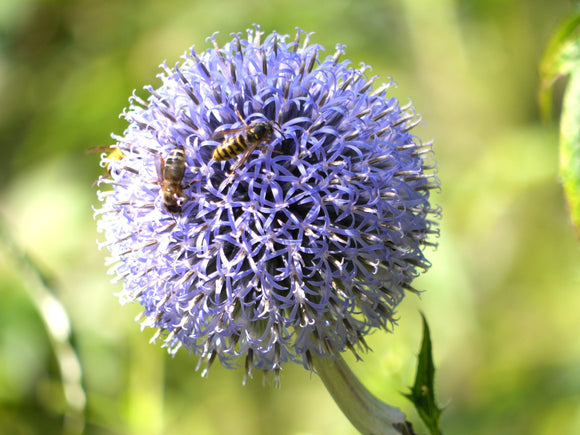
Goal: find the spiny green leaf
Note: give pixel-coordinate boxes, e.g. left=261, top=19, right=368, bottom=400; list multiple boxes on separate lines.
left=539, top=8, right=580, bottom=235
left=560, top=70, right=580, bottom=236
left=402, top=313, right=443, bottom=435
left=538, top=7, right=580, bottom=122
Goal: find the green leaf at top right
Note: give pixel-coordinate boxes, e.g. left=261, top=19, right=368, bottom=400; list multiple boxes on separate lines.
left=539, top=8, right=580, bottom=237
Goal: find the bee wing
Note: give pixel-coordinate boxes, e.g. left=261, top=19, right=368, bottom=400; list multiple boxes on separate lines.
left=229, top=141, right=261, bottom=173
left=86, top=145, right=112, bottom=155
left=154, top=154, right=165, bottom=182
left=87, top=145, right=126, bottom=162
left=211, top=125, right=250, bottom=140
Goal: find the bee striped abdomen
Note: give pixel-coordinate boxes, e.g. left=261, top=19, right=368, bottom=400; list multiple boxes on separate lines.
left=156, top=147, right=187, bottom=214
left=213, top=136, right=248, bottom=161
left=164, top=148, right=186, bottom=181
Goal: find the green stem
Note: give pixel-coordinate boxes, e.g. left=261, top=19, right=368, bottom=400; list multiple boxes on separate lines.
left=0, top=215, right=86, bottom=435
left=312, top=353, right=415, bottom=435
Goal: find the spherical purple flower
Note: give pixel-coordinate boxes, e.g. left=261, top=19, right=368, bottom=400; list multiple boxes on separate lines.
left=95, top=27, right=439, bottom=382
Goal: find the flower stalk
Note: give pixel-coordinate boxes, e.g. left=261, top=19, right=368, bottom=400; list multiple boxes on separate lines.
left=313, top=354, right=415, bottom=435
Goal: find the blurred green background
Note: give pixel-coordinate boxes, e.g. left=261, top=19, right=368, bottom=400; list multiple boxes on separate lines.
left=1, top=0, right=579, bottom=434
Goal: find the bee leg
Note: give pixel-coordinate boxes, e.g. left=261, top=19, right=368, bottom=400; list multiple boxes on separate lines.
left=234, top=108, right=249, bottom=126
left=257, top=144, right=282, bottom=155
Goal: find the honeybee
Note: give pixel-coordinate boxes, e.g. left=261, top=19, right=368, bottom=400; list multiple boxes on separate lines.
left=212, top=110, right=283, bottom=173
left=155, top=147, right=187, bottom=214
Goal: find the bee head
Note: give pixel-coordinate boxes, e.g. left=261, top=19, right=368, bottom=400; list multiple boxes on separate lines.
left=253, top=121, right=274, bottom=139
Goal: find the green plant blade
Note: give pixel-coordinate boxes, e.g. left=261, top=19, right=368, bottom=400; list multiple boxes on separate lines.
left=539, top=8, right=580, bottom=235
left=403, top=313, right=442, bottom=435
left=560, top=70, right=580, bottom=235
left=538, top=8, right=580, bottom=122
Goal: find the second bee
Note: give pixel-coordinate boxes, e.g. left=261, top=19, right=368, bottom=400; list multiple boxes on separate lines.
left=212, top=111, right=283, bottom=173
left=155, top=147, right=187, bottom=214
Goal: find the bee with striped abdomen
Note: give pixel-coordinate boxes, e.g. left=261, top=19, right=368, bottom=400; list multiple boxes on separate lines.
left=212, top=110, right=283, bottom=173
left=155, top=147, right=187, bottom=214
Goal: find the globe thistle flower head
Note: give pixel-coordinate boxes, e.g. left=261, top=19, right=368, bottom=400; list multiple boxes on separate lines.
left=95, top=26, right=439, bottom=383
